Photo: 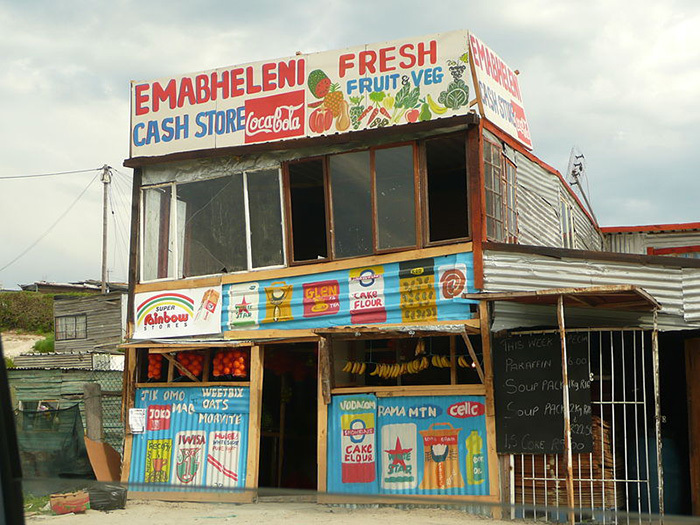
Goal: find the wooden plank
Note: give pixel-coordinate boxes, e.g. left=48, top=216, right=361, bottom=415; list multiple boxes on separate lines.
left=461, top=330, right=485, bottom=383
left=134, top=275, right=222, bottom=294
left=135, top=381, right=251, bottom=388
left=121, top=348, right=137, bottom=483
left=317, top=340, right=328, bottom=493
left=557, top=296, right=576, bottom=525
left=479, top=302, right=501, bottom=514
left=224, top=329, right=318, bottom=340
left=332, top=384, right=486, bottom=396
left=245, top=345, right=263, bottom=494
left=222, top=242, right=473, bottom=284
left=128, top=490, right=253, bottom=503
left=467, top=119, right=485, bottom=289
left=319, top=337, right=331, bottom=405
left=126, top=167, right=141, bottom=341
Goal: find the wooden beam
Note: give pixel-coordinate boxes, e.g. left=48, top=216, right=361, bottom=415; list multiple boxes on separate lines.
left=479, top=302, right=501, bottom=517
left=83, top=383, right=104, bottom=442
left=318, top=337, right=332, bottom=405
left=557, top=296, right=576, bottom=525
left=245, top=345, right=263, bottom=495
left=317, top=340, right=329, bottom=493
left=331, top=384, right=486, bottom=396
left=449, top=335, right=457, bottom=385
left=461, top=330, right=485, bottom=383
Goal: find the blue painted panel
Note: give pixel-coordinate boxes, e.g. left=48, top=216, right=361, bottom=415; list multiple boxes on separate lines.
left=223, top=252, right=475, bottom=332
left=129, top=386, right=250, bottom=492
left=328, top=393, right=490, bottom=496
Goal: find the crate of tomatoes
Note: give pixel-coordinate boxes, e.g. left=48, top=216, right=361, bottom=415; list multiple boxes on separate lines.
left=146, top=353, right=165, bottom=381
left=212, top=349, right=248, bottom=380
left=174, top=351, right=205, bottom=381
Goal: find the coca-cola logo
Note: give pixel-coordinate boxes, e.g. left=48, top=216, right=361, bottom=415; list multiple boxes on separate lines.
left=447, top=401, right=485, bottom=418
left=511, top=100, right=531, bottom=147
left=245, top=91, right=304, bottom=144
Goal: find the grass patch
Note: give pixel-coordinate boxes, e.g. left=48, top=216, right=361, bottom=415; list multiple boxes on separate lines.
left=33, top=334, right=55, bottom=353
left=23, top=493, right=51, bottom=515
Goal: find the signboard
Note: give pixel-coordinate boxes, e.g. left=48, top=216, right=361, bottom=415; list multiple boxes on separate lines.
left=130, top=30, right=477, bottom=158
left=468, top=32, right=532, bottom=149
left=328, top=394, right=490, bottom=496
left=133, top=285, right=222, bottom=339
left=129, top=386, right=249, bottom=491
left=222, top=252, right=476, bottom=332
left=492, top=333, right=592, bottom=454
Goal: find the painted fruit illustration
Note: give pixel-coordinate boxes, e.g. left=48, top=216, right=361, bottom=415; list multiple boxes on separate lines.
left=323, top=84, right=345, bottom=117
left=308, top=69, right=331, bottom=99
left=336, top=100, right=351, bottom=131
left=309, top=107, right=334, bottom=133
left=405, top=108, right=419, bottom=123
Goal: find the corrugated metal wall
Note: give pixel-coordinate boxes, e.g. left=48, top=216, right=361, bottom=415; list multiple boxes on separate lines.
left=482, top=250, right=700, bottom=331
left=483, top=130, right=603, bottom=251
left=605, top=230, right=700, bottom=255
left=683, top=267, right=700, bottom=322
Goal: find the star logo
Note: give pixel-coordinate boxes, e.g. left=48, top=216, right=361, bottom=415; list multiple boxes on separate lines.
left=235, top=296, right=251, bottom=316
left=385, top=436, right=412, bottom=470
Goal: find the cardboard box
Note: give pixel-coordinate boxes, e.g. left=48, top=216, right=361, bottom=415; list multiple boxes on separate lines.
left=50, top=491, right=90, bottom=515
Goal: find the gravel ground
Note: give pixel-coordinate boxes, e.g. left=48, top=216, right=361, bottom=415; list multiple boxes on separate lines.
left=26, top=499, right=508, bottom=525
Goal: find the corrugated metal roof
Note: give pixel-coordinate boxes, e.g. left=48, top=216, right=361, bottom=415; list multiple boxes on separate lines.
left=482, top=249, right=700, bottom=331
left=12, top=352, right=94, bottom=370
left=682, top=267, right=700, bottom=322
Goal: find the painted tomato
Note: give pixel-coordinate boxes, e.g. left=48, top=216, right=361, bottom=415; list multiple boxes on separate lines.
left=405, top=108, right=419, bottom=123
left=310, top=107, right=333, bottom=133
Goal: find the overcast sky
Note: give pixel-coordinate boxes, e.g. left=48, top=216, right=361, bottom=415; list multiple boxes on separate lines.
left=1, top=0, right=699, bottom=290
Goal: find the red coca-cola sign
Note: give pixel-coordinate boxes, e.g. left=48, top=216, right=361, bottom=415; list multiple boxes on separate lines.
left=245, top=91, right=305, bottom=144
left=447, top=401, right=485, bottom=418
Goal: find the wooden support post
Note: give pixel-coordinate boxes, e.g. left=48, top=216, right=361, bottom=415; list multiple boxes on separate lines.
left=557, top=296, right=576, bottom=525
left=121, top=348, right=137, bottom=483
left=479, top=302, right=501, bottom=518
left=461, top=330, right=485, bottom=384
left=246, top=345, right=264, bottom=497
left=652, top=310, right=665, bottom=517
left=319, top=336, right=332, bottom=405
left=317, top=339, right=329, bottom=494
left=83, top=383, right=104, bottom=442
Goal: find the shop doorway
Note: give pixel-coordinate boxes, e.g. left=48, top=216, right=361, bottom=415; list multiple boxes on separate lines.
left=259, top=343, right=318, bottom=489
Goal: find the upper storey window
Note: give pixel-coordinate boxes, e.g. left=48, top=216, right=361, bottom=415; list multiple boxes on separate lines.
left=141, top=170, right=284, bottom=281
left=484, top=140, right=518, bottom=243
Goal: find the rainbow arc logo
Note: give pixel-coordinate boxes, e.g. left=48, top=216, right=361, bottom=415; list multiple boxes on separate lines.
left=136, top=293, right=195, bottom=326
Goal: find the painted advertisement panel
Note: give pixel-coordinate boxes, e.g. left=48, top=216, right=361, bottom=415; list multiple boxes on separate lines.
left=468, top=32, right=532, bottom=149
left=133, top=285, right=222, bottom=339
left=222, top=252, right=476, bottom=332
left=328, top=394, right=490, bottom=496
left=129, top=386, right=249, bottom=492
left=130, top=30, right=476, bottom=158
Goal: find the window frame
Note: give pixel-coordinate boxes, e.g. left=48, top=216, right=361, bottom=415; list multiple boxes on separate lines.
left=139, top=169, right=287, bottom=283
left=421, top=134, right=471, bottom=248
left=484, top=139, right=518, bottom=243
left=55, top=314, right=87, bottom=341
left=560, top=193, right=576, bottom=249
left=285, top=141, right=422, bottom=265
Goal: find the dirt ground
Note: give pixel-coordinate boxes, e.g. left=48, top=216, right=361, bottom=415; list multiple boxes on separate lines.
left=1, top=330, right=43, bottom=359
left=26, top=500, right=508, bottom=524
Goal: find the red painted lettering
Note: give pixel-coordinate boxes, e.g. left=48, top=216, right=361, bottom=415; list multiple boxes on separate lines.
left=135, top=84, right=150, bottom=115
left=338, top=53, right=355, bottom=78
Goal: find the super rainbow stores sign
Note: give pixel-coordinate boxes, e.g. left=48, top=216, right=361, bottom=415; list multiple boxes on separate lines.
left=131, top=30, right=530, bottom=158
left=133, top=286, right=222, bottom=339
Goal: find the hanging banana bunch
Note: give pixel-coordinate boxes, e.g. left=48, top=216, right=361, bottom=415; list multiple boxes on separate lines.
left=341, top=360, right=367, bottom=375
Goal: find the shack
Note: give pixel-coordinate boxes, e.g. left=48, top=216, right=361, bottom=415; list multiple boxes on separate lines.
left=120, top=29, right=700, bottom=519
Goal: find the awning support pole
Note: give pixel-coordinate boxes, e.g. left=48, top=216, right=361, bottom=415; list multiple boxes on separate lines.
left=557, top=295, right=576, bottom=525
left=652, top=309, right=665, bottom=518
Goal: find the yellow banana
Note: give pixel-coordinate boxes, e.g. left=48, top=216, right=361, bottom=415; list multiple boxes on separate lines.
left=359, top=362, right=366, bottom=375
left=352, top=362, right=360, bottom=374
left=370, top=364, right=379, bottom=376
left=458, top=356, right=466, bottom=368
left=422, top=356, right=428, bottom=369
left=427, top=94, right=448, bottom=115
left=442, top=355, right=451, bottom=368
left=342, top=361, right=352, bottom=373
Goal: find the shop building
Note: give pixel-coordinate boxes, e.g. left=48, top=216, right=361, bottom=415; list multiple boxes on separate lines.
left=120, top=30, right=700, bottom=519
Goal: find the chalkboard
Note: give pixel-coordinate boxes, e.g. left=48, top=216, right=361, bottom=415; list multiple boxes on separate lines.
left=493, top=332, right=592, bottom=454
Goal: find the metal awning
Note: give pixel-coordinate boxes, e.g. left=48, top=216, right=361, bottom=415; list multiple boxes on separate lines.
left=462, top=284, right=660, bottom=312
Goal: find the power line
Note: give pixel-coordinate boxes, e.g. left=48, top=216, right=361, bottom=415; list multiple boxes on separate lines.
left=0, top=167, right=103, bottom=180
left=0, top=172, right=100, bottom=273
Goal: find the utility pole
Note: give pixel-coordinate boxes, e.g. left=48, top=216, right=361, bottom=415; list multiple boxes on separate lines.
left=101, top=165, right=111, bottom=294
